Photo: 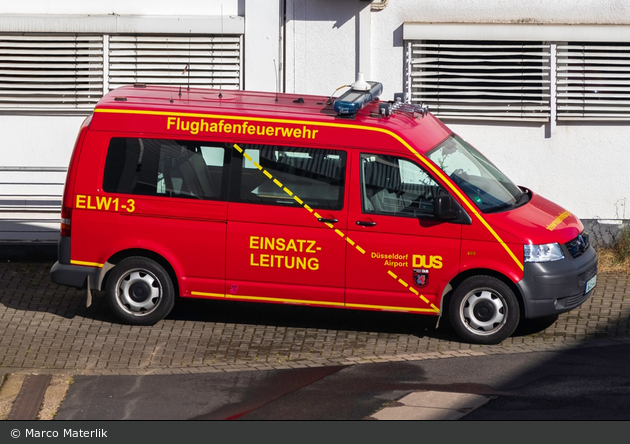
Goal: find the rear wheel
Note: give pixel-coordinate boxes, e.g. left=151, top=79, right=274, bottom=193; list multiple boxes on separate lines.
left=449, top=275, right=519, bottom=344
left=105, top=256, right=175, bottom=326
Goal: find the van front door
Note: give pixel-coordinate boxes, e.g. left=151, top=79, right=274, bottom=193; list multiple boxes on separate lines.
left=226, top=143, right=349, bottom=307
left=346, top=151, right=462, bottom=314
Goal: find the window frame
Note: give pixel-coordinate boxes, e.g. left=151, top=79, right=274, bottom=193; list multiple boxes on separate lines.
left=556, top=41, right=630, bottom=121
left=229, top=143, right=348, bottom=211
left=406, top=39, right=551, bottom=122
left=359, top=152, right=444, bottom=220
left=0, top=33, right=104, bottom=113
left=0, top=29, right=243, bottom=115
left=102, top=136, right=232, bottom=202
left=403, top=23, right=630, bottom=122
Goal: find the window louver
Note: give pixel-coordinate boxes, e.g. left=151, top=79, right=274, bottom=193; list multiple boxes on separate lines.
left=108, top=35, right=242, bottom=90
left=0, top=34, right=103, bottom=111
left=409, top=41, right=551, bottom=121
left=557, top=42, right=630, bottom=120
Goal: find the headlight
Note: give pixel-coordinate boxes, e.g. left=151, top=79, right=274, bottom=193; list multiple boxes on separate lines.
left=524, top=243, right=564, bottom=262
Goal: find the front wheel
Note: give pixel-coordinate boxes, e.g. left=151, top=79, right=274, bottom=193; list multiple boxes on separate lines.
left=105, top=256, right=175, bottom=326
left=449, top=275, right=520, bottom=345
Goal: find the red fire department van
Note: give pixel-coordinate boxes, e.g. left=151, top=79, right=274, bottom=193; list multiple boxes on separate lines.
left=50, top=80, right=598, bottom=344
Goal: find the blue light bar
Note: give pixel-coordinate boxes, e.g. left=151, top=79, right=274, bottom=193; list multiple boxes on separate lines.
left=334, top=82, right=383, bottom=115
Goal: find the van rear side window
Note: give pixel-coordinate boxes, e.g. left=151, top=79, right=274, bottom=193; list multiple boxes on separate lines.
left=233, top=144, right=346, bottom=210
left=103, top=138, right=227, bottom=200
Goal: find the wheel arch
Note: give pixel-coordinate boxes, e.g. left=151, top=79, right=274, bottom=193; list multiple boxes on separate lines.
left=440, top=268, right=524, bottom=317
left=98, top=248, right=180, bottom=298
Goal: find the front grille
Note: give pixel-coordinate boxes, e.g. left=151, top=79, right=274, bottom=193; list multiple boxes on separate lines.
left=565, top=291, right=591, bottom=308
left=566, top=231, right=590, bottom=259
left=583, top=265, right=597, bottom=282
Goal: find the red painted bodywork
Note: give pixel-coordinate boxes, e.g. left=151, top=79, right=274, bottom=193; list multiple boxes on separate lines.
left=65, top=85, right=583, bottom=315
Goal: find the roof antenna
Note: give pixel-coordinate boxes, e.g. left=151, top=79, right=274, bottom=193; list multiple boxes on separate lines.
left=182, top=64, right=189, bottom=90
left=273, top=59, right=279, bottom=101
left=218, top=4, right=224, bottom=99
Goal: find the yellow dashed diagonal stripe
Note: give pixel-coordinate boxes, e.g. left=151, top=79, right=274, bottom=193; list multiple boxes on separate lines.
left=231, top=142, right=437, bottom=313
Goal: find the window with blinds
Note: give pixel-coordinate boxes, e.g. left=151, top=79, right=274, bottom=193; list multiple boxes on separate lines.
left=108, top=35, right=242, bottom=90
left=408, top=41, right=551, bottom=121
left=0, top=34, right=103, bottom=111
left=557, top=42, right=630, bottom=120
left=0, top=33, right=243, bottom=113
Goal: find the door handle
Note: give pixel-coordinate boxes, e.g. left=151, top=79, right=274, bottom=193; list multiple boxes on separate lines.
left=356, top=220, right=377, bottom=227
left=317, top=217, right=339, bottom=224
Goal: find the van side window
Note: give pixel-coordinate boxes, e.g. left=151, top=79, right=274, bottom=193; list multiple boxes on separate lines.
left=360, top=153, right=440, bottom=218
left=233, top=144, right=346, bottom=210
left=103, top=138, right=227, bottom=200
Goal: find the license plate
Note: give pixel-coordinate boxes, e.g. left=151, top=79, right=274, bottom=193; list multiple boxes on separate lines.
left=585, top=275, right=597, bottom=294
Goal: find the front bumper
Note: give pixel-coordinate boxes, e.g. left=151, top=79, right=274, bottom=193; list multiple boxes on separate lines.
left=516, top=245, right=598, bottom=319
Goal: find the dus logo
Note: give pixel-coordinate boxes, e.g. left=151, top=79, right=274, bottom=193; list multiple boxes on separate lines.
left=412, top=255, right=443, bottom=269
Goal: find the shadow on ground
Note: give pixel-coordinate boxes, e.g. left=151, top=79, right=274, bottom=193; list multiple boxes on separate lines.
left=2, top=261, right=618, bottom=349
left=0, top=261, right=466, bottom=343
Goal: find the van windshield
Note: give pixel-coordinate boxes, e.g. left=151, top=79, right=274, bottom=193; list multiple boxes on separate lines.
left=426, top=135, right=527, bottom=213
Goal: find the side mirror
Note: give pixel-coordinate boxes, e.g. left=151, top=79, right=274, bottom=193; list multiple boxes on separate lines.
left=434, top=194, right=460, bottom=221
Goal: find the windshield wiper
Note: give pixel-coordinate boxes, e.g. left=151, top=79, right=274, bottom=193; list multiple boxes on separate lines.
left=485, top=192, right=529, bottom=213
left=484, top=202, right=512, bottom=213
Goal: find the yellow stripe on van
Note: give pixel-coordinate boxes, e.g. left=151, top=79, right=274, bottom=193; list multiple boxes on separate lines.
left=190, top=291, right=225, bottom=298
left=190, top=290, right=438, bottom=313
left=346, top=302, right=439, bottom=314
left=70, top=260, right=104, bottom=268
left=95, top=107, right=523, bottom=271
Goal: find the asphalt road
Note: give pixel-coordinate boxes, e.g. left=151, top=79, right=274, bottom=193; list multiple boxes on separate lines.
left=53, top=342, right=630, bottom=420
left=1, top=262, right=629, bottom=422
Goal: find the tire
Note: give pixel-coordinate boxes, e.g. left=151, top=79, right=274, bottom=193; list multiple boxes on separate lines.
left=449, top=275, right=520, bottom=345
left=105, top=256, right=175, bottom=326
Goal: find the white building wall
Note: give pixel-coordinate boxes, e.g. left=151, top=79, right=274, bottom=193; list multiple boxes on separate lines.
left=371, top=0, right=630, bottom=103
left=285, top=0, right=365, bottom=96
left=0, top=1, right=247, bottom=241
left=2, top=0, right=630, bottom=242
left=447, top=123, right=630, bottom=221
left=1, top=116, right=86, bottom=167
left=284, top=0, right=630, bottom=222
left=1, top=1, right=241, bottom=16
left=244, top=0, right=280, bottom=92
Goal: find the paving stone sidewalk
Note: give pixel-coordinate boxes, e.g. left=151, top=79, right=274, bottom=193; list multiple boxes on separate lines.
left=1, top=262, right=628, bottom=375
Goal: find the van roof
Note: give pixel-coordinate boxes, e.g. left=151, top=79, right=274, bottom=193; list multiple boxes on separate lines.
left=94, top=85, right=452, bottom=154
left=99, top=85, right=341, bottom=118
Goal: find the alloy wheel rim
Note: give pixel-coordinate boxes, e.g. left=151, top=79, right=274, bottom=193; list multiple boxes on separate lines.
left=115, top=268, right=162, bottom=316
left=459, top=287, right=507, bottom=336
